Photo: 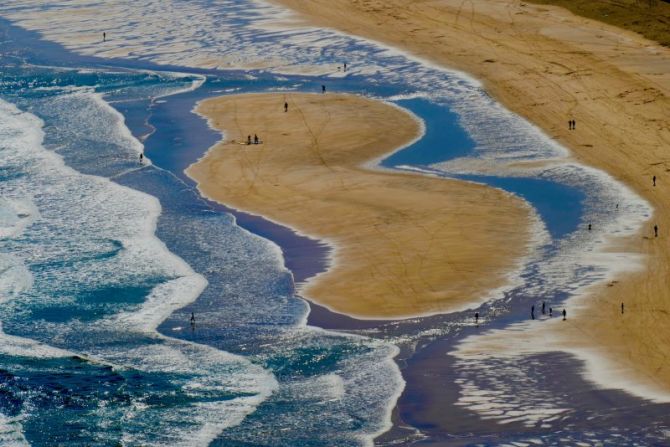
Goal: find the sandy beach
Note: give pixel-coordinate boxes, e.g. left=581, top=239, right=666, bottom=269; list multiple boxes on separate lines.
left=186, top=93, right=532, bottom=319
left=270, top=0, right=670, bottom=392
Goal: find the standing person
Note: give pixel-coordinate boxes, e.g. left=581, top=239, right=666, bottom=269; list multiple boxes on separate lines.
left=549, top=307, right=553, bottom=317
left=344, top=62, right=347, bottom=72
left=562, top=309, right=567, bottom=321
left=322, top=85, right=326, bottom=94
left=588, top=223, right=592, bottom=231
left=573, top=120, right=576, bottom=130
left=190, top=312, right=195, bottom=327
left=475, top=312, right=479, bottom=325
left=254, top=134, right=259, bottom=144
left=655, top=224, right=659, bottom=237
left=247, top=135, right=252, bottom=145
left=103, top=32, right=106, bottom=42
left=621, top=302, right=624, bottom=314
left=531, top=305, right=535, bottom=320
left=653, top=175, right=657, bottom=187
left=284, top=101, right=288, bottom=112
left=542, top=301, right=546, bottom=315
left=139, top=153, right=143, bottom=164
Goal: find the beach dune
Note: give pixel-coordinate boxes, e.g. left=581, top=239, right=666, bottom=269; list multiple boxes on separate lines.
left=187, top=93, right=532, bottom=318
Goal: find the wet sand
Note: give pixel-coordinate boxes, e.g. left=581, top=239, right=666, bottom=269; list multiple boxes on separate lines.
left=269, top=0, right=670, bottom=392
left=186, top=92, right=532, bottom=319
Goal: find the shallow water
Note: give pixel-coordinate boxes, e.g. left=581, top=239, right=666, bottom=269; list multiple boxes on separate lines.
left=0, top=1, right=668, bottom=446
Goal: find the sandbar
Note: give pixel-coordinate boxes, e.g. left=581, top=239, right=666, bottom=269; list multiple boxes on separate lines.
left=186, top=93, right=532, bottom=319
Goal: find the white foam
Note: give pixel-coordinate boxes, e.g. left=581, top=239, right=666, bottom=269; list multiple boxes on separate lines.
left=111, top=274, right=208, bottom=332
left=103, top=339, right=277, bottom=447
left=0, top=413, right=29, bottom=447
left=0, top=198, right=39, bottom=240
left=0, top=95, right=279, bottom=443
left=451, top=310, right=670, bottom=409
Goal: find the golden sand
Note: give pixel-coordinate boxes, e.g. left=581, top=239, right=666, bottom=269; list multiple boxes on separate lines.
left=186, top=93, right=532, bottom=319
left=269, top=0, right=670, bottom=390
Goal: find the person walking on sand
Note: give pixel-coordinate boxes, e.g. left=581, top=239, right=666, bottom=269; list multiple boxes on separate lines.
left=103, top=32, right=106, bottom=42
left=655, top=224, right=659, bottom=238
left=247, top=135, right=252, bottom=145
left=254, top=134, right=259, bottom=144
left=322, top=85, right=326, bottom=94
left=621, top=302, right=624, bottom=314
left=549, top=307, right=553, bottom=317
left=475, top=312, right=479, bottom=325
left=653, top=175, right=657, bottom=187
left=531, top=305, right=535, bottom=320
left=542, top=301, right=546, bottom=315
left=190, top=312, right=195, bottom=327
left=284, top=101, right=288, bottom=112
left=562, top=309, right=567, bottom=321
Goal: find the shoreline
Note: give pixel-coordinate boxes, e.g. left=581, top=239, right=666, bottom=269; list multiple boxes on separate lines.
left=269, top=0, right=670, bottom=396
left=2, top=7, right=668, bottom=444
left=186, top=92, right=534, bottom=320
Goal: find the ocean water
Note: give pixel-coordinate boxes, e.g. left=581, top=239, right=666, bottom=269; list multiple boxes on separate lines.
left=0, top=1, right=668, bottom=446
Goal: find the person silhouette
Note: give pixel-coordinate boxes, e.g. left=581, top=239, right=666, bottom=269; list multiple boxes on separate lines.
left=562, top=309, right=567, bottom=321
left=284, top=101, right=288, bottom=112
left=475, top=312, right=479, bottom=325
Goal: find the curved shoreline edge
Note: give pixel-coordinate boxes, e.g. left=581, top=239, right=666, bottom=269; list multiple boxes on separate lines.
left=185, top=92, right=535, bottom=320
left=267, top=0, right=670, bottom=398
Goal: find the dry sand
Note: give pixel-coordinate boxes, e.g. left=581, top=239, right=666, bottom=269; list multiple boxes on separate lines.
left=187, top=93, right=532, bottom=319
left=269, top=0, right=670, bottom=392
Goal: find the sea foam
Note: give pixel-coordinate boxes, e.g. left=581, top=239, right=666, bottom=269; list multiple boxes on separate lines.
left=0, top=96, right=278, bottom=445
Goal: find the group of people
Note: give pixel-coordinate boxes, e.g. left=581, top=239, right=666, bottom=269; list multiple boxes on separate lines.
left=474, top=302, right=567, bottom=326
left=529, top=302, right=566, bottom=321
left=247, top=134, right=261, bottom=145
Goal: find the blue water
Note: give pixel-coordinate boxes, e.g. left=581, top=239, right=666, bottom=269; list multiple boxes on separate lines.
left=0, top=5, right=665, bottom=447
left=458, top=175, right=584, bottom=240
left=382, top=99, right=476, bottom=167
left=382, top=98, right=585, bottom=240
